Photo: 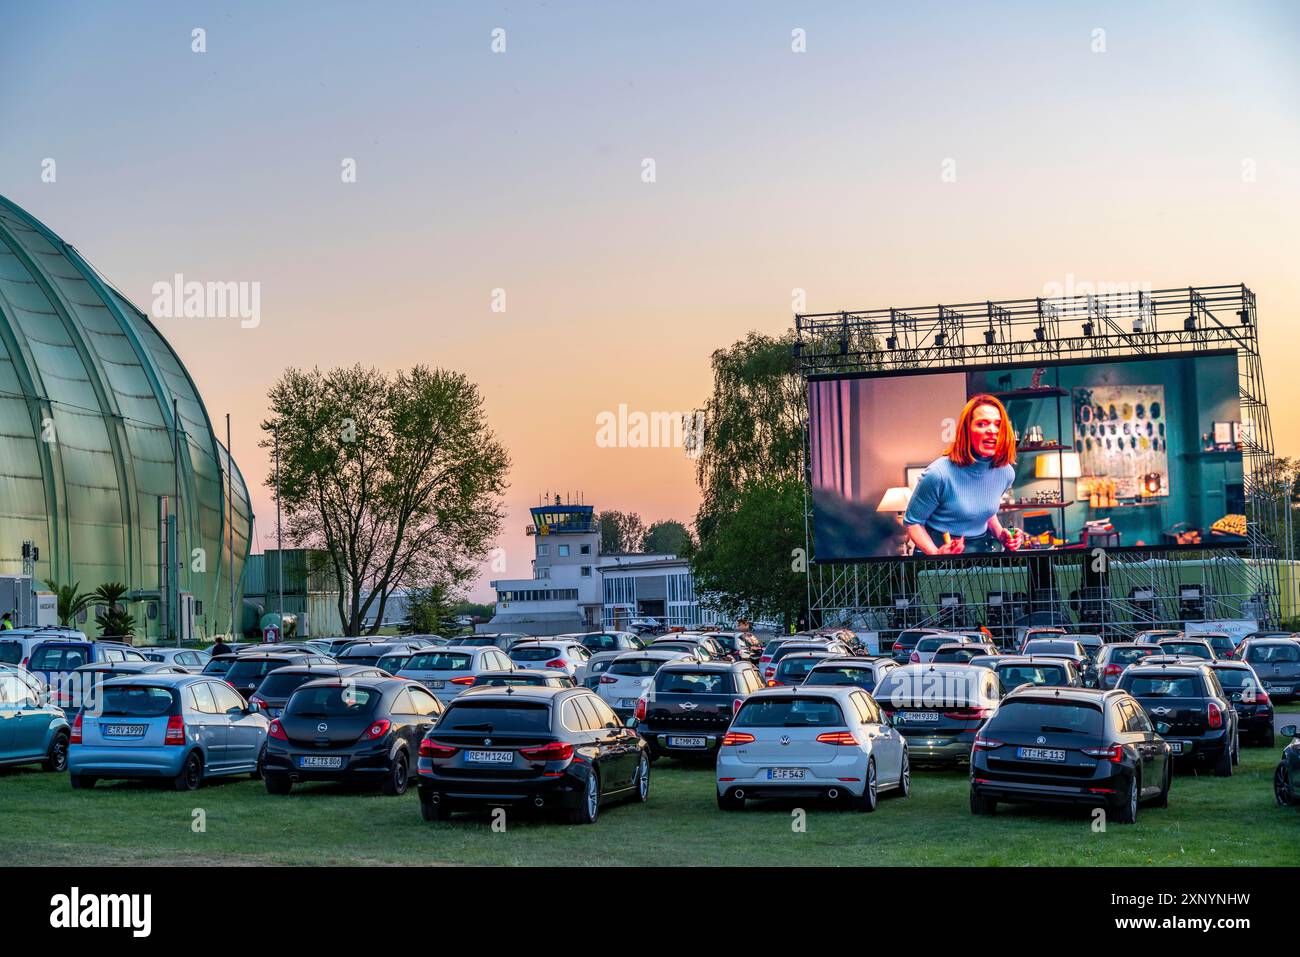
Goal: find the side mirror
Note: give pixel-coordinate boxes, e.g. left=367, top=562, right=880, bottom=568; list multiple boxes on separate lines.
left=1282, top=725, right=1298, bottom=738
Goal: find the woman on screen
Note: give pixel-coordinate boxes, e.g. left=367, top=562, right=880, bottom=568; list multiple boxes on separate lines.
left=903, top=394, right=1025, bottom=555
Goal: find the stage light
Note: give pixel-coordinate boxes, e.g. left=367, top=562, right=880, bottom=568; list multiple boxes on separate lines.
left=1034, top=325, right=1046, bottom=342
left=1133, top=317, right=1146, bottom=333
left=1184, top=312, right=1197, bottom=331
left=791, top=340, right=803, bottom=358
left=885, top=335, right=897, bottom=350
left=984, top=328, right=996, bottom=345
left=1081, top=320, right=1094, bottom=337
left=934, top=333, right=946, bottom=347
left=1238, top=308, right=1251, bottom=326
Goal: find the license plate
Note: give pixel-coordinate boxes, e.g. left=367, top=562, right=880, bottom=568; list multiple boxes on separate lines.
left=619, top=698, right=637, bottom=709
left=1264, top=684, right=1289, bottom=693
left=904, top=712, right=940, bottom=722
left=299, top=756, right=343, bottom=769
left=431, top=680, right=445, bottom=689
left=1016, top=746, right=1066, bottom=762
left=768, top=768, right=807, bottom=780
left=466, top=750, right=514, bottom=764
left=667, top=736, right=707, bottom=748
left=103, top=724, right=146, bottom=738
left=1169, top=741, right=1185, bottom=754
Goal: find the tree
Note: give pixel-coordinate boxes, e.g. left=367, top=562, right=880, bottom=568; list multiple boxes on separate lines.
left=261, top=364, right=510, bottom=637
left=48, top=581, right=92, bottom=627
left=690, top=477, right=806, bottom=629
left=92, top=582, right=135, bottom=639
left=401, top=582, right=460, bottom=636
left=643, top=520, right=694, bottom=555
left=598, top=510, right=647, bottom=554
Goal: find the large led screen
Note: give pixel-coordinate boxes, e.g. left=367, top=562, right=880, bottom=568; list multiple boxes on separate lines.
left=808, top=351, right=1246, bottom=561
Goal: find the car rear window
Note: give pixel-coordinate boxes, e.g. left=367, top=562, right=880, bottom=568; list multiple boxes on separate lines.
left=1160, top=642, right=1212, bottom=659
left=1214, top=669, right=1258, bottom=692
left=776, top=658, right=823, bottom=679
left=934, top=647, right=983, bottom=662
left=406, top=652, right=472, bottom=671
left=873, top=669, right=992, bottom=708
left=735, top=697, right=845, bottom=727
left=610, top=659, right=668, bottom=676
left=511, top=646, right=561, bottom=662
left=287, top=685, right=380, bottom=716
left=894, top=631, right=930, bottom=650
left=1122, top=674, right=1205, bottom=697
left=997, top=664, right=1066, bottom=689
left=1024, top=641, right=1077, bottom=655
left=804, top=666, right=875, bottom=689
left=987, top=700, right=1103, bottom=736
left=0, top=641, right=21, bottom=664
left=917, top=636, right=953, bottom=653
left=473, top=675, right=546, bottom=686
left=656, top=670, right=731, bottom=694
left=99, top=685, right=177, bottom=717
left=1110, top=647, right=1156, bottom=665
left=226, top=659, right=292, bottom=681
left=439, top=701, right=551, bottom=732
left=257, top=672, right=323, bottom=698
left=1245, top=644, right=1299, bottom=664
left=204, top=658, right=236, bottom=675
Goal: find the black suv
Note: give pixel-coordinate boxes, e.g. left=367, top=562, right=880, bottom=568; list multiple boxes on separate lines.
left=1116, top=662, right=1238, bottom=776
left=637, top=661, right=763, bottom=761
left=417, top=686, right=650, bottom=824
left=970, top=686, right=1171, bottom=823
left=1276, top=724, right=1299, bottom=807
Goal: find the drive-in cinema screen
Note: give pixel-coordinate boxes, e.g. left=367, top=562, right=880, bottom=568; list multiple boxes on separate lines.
left=808, top=351, right=1245, bottom=561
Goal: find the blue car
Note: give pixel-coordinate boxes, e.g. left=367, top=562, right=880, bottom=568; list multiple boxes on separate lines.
left=0, top=665, right=70, bottom=772
left=68, top=674, right=269, bottom=791
left=27, top=639, right=146, bottom=709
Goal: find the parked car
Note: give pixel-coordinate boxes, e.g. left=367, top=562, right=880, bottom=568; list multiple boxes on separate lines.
left=0, top=628, right=87, bottom=668
left=416, top=686, right=650, bottom=823
left=1156, top=638, right=1216, bottom=662
left=508, top=640, right=592, bottom=681
left=770, top=651, right=836, bottom=687
left=627, top=617, right=663, bottom=635
left=454, top=633, right=530, bottom=653
left=967, top=654, right=1008, bottom=671
left=889, top=628, right=949, bottom=664
left=571, top=631, right=644, bottom=654
left=224, top=653, right=335, bottom=700
left=1019, top=639, right=1096, bottom=687
left=1239, top=639, right=1300, bottom=701
left=1013, top=625, right=1068, bottom=652
left=201, top=654, right=240, bottom=679
left=993, top=655, right=1084, bottom=692
left=802, top=656, right=899, bottom=693
left=334, top=640, right=423, bottom=667
left=580, top=651, right=625, bottom=689
left=1117, top=662, right=1238, bottom=776
left=68, top=674, right=268, bottom=790
left=1067, top=634, right=1105, bottom=682
left=397, top=645, right=514, bottom=706
left=644, top=641, right=710, bottom=663
left=1276, top=724, right=1299, bottom=807
left=1196, top=633, right=1240, bottom=660
left=873, top=664, right=1002, bottom=767
left=912, top=634, right=975, bottom=665
left=470, top=670, right=576, bottom=689
left=710, top=630, right=764, bottom=663
left=969, top=686, right=1171, bottom=823
left=932, top=642, right=998, bottom=664
left=716, top=685, right=909, bottom=812
left=652, top=634, right=731, bottom=661
left=28, top=639, right=147, bottom=708
left=138, top=647, right=211, bottom=673
left=596, top=650, right=693, bottom=720
left=1133, top=629, right=1182, bottom=646
left=264, top=676, right=443, bottom=795
left=248, top=663, right=389, bottom=718
left=376, top=651, right=413, bottom=674
left=0, top=665, right=70, bottom=772
left=1207, top=660, right=1274, bottom=747
left=1096, top=643, right=1161, bottom=690
left=67, top=661, right=189, bottom=717
left=323, top=638, right=361, bottom=657
left=763, top=640, right=849, bottom=683
left=635, top=661, right=763, bottom=761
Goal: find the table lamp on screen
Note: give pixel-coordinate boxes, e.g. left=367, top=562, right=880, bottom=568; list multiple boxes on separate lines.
left=877, top=486, right=912, bottom=515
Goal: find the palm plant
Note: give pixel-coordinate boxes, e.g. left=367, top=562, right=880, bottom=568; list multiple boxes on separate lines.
left=48, top=581, right=92, bottom=627
left=92, top=582, right=135, bottom=639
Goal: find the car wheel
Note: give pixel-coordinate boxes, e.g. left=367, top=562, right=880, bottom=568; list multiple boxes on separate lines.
left=420, top=794, right=452, bottom=821
left=173, top=751, right=203, bottom=792
left=897, top=750, right=911, bottom=798
left=969, top=786, right=996, bottom=816
left=850, top=759, right=878, bottom=812
left=382, top=749, right=409, bottom=796
left=250, top=743, right=267, bottom=780
left=567, top=769, right=600, bottom=825
left=1112, top=773, right=1139, bottom=824
left=632, top=753, right=650, bottom=803
left=1264, top=728, right=1276, bottom=749
left=1213, top=742, right=1233, bottom=778
left=43, top=732, right=69, bottom=772
left=264, top=772, right=292, bottom=796
left=69, top=774, right=96, bottom=790
left=717, top=788, right=745, bottom=811
left=1276, top=763, right=1295, bottom=807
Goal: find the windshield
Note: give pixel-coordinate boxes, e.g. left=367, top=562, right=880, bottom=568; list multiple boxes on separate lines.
left=998, top=664, right=1066, bottom=688
left=227, top=659, right=293, bottom=681
left=256, top=672, right=323, bottom=699
left=804, top=667, right=875, bottom=689
left=0, top=641, right=22, bottom=665
left=1246, top=644, right=1299, bottom=664
left=406, top=652, right=472, bottom=671
left=99, top=685, right=176, bottom=717
left=1109, top=647, right=1156, bottom=665
left=1159, top=642, right=1212, bottom=659
left=609, top=658, right=669, bottom=677
left=287, top=685, right=380, bottom=717
left=512, top=647, right=561, bottom=662
left=1024, top=641, right=1078, bottom=656
left=439, top=701, right=551, bottom=732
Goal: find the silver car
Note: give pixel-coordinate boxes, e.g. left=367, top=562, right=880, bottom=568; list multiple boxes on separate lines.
left=138, top=647, right=212, bottom=674
left=716, top=685, right=909, bottom=812
left=508, top=640, right=593, bottom=682
left=597, top=650, right=693, bottom=719
left=397, top=645, right=514, bottom=705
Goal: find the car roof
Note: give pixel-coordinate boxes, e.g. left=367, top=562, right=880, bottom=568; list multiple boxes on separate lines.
left=777, top=651, right=834, bottom=662
left=97, top=673, right=213, bottom=687
left=613, top=650, right=686, bottom=661
left=294, top=675, right=408, bottom=693
left=811, top=656, right=886, bottom=667
left=444, top=685, right=585, bottom=705
left=229, top=653, right=308, bottom=662
left=658, top=660, right=737, bottom=672
left=1125, top=661, right=1210, bottom=675
left=742, top=684, right=861, bottom=701
left=1207, top=660, right=1251, bottom=670
left=993, top=656, right=1075, bottom=666
left=270, top=663, right=379, bottom=675
left=1003, top=685, right=1117, bottom=704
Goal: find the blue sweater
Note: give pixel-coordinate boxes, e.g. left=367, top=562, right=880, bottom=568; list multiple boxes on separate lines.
left=903, top=455, right=1015, bottom=538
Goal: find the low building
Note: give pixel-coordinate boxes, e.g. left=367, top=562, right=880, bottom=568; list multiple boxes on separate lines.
left=599, top=554, right=702, bottom=630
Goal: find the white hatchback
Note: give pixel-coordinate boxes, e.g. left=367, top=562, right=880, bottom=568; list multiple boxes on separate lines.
left=397, top=645, right=514, bottom=705
left=716, top=685, right=910, bottom=812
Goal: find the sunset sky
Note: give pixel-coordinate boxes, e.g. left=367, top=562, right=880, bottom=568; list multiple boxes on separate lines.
left=3, top=1, right=1298, bottom=602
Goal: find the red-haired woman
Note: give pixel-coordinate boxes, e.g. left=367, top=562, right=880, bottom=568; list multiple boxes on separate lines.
left=903, top=395, right=1026, bottom=555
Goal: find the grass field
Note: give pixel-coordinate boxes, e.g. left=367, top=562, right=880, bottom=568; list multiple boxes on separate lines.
left=2, top=731, right=1296, bottom=866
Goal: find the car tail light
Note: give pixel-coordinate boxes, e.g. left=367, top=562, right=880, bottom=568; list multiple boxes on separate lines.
left=972, top=735, right=1002, bottom=751
left=1207, top=701, right=1223, bottom=729
left=635, top=697, right=647, bottom=721
left=248, top=696, right=266, bottom=711
left=1083, top=744, right=1124, bottom=762
left=450, top=676, right=475, bottom=685
left=69, top=713, right=83, bottom=745
left=815, top=731, right=858, bottom=745
left=268, top=719, right=288, bottom=741
left=363, top=719, right=391, bottom=740
left=545, top=659, right=566, bottom=669
left=944, top=707, right=990, bottom=721
left=760, top=656, right=772, bottom=665
left=722, top=731, right=755, bottom=746
left=599, top=675, right=617, bottom=684
left=1254, top=690, right=1272, bottom=707
left=766, top=679, right=779, bottom=687
left=165, top=714, right=185, bottom=746
left=733, top=698, right=743, bottom=715
left=520, top=741, right=574, bottom=762
left=420, top=739, right=458, bottom=758
left=1104, top=664, right=1123, bottom=676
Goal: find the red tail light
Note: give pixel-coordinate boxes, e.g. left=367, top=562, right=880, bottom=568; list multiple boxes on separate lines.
left=766, top=679, right=779, bottom=687
left=1207, top=701, right=1223, bottom=729
left=944, top=707, right=990, bottom=721
left=972, top=735, right=1003, bottom=751
left=420, top=739, right=458, bottom=758
left=722, top=731, right=755, bottom=746
left=545, top=659, right=566, bottom=669
left=450, top=676, right=475, bottom=685
left=760, top=656, right=772, bottom=664
left=268, top=719, right=288, bottom=741
left=1083, top=744, right=1124, bottom=762
left=70, top=712, right=83, bottom=745
left=733, top=698, right=743, bottom=714
left=165, top=714, right=185, bottom=745
left=519, top=741, right=574, bottom=762
left=599, top=675, right=617, bottom=684
left=1104, top=664, right=1123, bottom=676
left=635, top=697, right=647, bottom=721
left=363, top=719, right=391, bottom=740
left=815, top=731, right=858, bottom=745
left=1253, top=690, right=1272, bottom=706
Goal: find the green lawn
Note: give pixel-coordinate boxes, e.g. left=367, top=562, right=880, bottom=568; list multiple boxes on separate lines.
left=2, top=734, right=1296, bottom=866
